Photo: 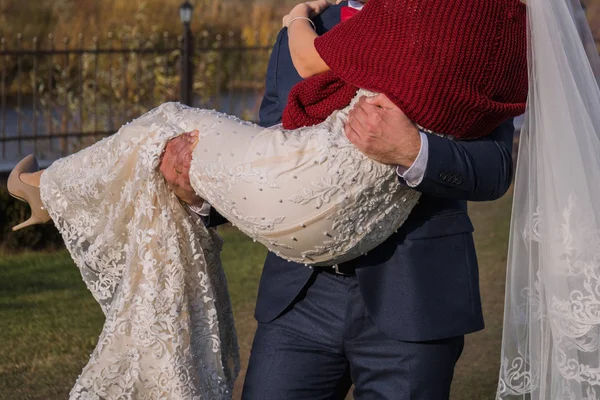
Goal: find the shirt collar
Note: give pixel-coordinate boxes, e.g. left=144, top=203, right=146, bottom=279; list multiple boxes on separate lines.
left=348, top=0, right=365, bottom=10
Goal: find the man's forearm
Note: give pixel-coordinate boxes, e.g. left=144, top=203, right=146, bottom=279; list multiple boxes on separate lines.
left=412, top=121, right=514, bottom=202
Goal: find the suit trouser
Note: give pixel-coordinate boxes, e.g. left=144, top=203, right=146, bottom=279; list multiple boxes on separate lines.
left=242, top=271, right=465, bottom=400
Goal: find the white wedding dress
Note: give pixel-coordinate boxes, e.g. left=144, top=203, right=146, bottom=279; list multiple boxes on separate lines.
left=40, top=89, right=420, bottom=399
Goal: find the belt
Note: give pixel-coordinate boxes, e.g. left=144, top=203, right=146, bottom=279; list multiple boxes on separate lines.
left=313, top=263, right=356, bottom=276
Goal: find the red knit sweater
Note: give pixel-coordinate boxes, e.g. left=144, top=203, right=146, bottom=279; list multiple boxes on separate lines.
left=282, top=0, right=528, bottom=139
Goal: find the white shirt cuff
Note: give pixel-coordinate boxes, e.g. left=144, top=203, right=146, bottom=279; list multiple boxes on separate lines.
left=396, top=132, right=429, bottom=187
left=187, top=202, right=211, bottom=217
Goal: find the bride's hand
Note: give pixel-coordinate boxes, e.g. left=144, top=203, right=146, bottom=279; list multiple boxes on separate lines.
left=283, top=0, right=332, bottom=28
left=160, top=131, right=205, bottom=206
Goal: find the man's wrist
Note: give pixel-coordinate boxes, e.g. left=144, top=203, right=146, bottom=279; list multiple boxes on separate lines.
left=178, top=192, right=205, bottom=207
left=395, top=128, right=422, bottom=168
left=188, top=201, right=211, bottom=217
left=186, top=198, right=205, bottom=208
left=396, top=132, right=429, bottom=187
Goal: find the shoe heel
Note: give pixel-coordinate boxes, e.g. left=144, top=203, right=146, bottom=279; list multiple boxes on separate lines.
left=7, top=155, right=51, bottom=231
left=12, top=215, right=44, bottom=232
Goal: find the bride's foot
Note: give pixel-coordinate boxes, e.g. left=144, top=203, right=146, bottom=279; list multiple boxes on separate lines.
left=20, top=171, right=42, bottom=188
left=7, top=155, right=50, bottom=231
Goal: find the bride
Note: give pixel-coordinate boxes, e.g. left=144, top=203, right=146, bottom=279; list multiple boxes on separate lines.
left=6, top=0, right=528, bottom=398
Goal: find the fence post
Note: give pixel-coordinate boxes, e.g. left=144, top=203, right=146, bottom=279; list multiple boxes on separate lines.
left=180, top=1, right=194, bottom=106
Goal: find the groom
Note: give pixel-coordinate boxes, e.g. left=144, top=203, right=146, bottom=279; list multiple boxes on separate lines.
left=161, top=1, right=516, bottom=398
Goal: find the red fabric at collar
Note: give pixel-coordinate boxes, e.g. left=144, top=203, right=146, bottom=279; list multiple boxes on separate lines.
left=341, top=6, right=360, bottom=22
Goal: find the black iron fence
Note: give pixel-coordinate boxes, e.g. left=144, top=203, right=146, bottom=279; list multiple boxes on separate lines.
left=0, top=25, right=273, bottom=171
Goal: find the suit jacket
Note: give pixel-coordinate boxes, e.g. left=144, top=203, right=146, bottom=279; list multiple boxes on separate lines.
left=213, top=2, right=515, bottom=341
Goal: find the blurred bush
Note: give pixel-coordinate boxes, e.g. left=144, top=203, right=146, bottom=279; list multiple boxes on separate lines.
left=0, top=185, right=64, bottom=252
left=0, top=0, right=289, bottom=46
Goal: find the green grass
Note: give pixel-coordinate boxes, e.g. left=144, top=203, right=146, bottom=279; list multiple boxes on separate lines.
left=0, top=251, right=105, bottom=399
left=0, top=194, right=513, bottom=400
left=451, top=192, right=513, bottom=399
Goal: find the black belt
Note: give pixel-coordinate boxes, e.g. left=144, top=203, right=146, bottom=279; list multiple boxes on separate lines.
left=313, top=263, right=356, bottom=276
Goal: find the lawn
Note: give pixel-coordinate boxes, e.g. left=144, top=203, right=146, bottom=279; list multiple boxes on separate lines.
left=0, top=192, right=513, bottom=400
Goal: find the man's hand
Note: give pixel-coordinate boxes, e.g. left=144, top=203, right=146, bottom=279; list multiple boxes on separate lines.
left=345, top=94, right=421, bottom=168
left=159, top=130, right=204, bottom=206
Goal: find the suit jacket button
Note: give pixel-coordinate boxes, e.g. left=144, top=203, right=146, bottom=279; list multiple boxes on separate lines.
left=455, top=177, right=463, bottom=185
left=439, top=172, right=448, bottom=180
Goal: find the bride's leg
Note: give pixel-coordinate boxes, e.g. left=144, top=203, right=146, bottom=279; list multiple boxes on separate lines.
left=40, top=103, right=238, bottom=397
left=184, top=102, right=420, bottom=266
left=8, top=104, right=187, bottom=232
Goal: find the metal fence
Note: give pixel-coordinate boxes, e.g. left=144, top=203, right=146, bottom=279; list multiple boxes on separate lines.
left=0, top=27, right=273, bottom=171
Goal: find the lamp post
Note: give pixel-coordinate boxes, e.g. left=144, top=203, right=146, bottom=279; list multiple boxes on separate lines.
left=180, top=1, right=194, bottom=106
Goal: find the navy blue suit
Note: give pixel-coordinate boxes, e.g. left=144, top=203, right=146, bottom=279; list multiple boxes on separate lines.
left=228, top=3, right=515, bottom=398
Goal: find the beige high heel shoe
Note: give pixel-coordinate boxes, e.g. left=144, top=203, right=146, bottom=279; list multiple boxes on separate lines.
left=7, top=155, right=51, bottom=231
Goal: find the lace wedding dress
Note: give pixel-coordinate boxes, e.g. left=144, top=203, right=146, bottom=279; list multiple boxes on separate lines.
left=40, top=89, right=420, bottom=399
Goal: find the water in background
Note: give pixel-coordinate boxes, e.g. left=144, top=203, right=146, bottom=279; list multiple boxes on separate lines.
left=0, top=91, right=263, bottom=171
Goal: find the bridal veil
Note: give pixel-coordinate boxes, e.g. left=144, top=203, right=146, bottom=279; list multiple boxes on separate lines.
left=497, top=0, right=600, bottom=398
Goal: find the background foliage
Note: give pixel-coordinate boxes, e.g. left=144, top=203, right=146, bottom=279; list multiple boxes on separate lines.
left=0, top=0, right=292, bottom=45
